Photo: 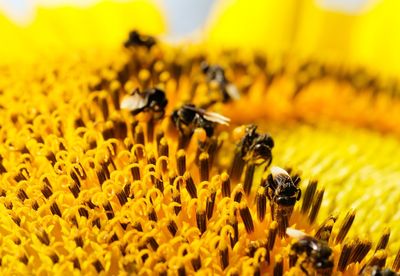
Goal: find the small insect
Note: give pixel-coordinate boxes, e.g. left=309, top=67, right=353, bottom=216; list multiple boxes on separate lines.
left=201, top=62, right=240, bottom=103
left=239, top=125, right=274, bottom=165
left=287, top=228, right=334, bottom=275
left=266, top=167, right=301, bottom=236
left=124, top=30, right=156, bottom=49
left=171, top=104, right=230, bottom=138
left=120, top=88, right=168, bottom=119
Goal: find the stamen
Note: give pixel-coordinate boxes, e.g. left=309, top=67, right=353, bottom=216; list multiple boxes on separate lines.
left=289, top=251, right=297, bottom=268
left=92, top=217, right=101, bottom=229
left=19, top=254, right=29, bottom=265
left=32, top=201, right=39, bottom=210
left=221, top=172, right=231, bottom=197
left=50, top=202, right=62, bottom=217
left=273, top=255, right=283, bottom=276
left=148, top=207, right=158, bottom=222
left=147, top=236, right=159, bottom=251
left=301, top=180, right=318, bottom=214
left=268, top=221, right=278, bottom=251
left=78, top=207, right=89, bottom=218
left=155, top=178, right=164, bottom=192
left=134, top=125, right=145, bottom=145
left=36, top=229, right=50, bottom=246
left=69, top=182, right=81, bottom=198
left=176, top=150, right=186, bottom=176
left=239, top=202, right=254, bottom=234
left=103, top=201, right=115, bottom=220
left=349, top=238, right=372, bottom=264
left=92, top=259, right=105, bottom=273
left=146, top=118, right=155, bottom=143
left=366, top=249, right=387, bottom=269
left=229, top=149, right=245, bottom=183
left=158, top=138, right=169, bottom=157
left=117, top=190, right=128, bottom=206
left=75, top=236, right=84, bottom=247
left=72, top=258, right=81, bottom=270
left=228, top=216, right=239, bottom=248
left=167, top=219, right=178, bottom=236
left=133, top=221, right=143, bottom=232
left=183, top=172, right=197, bottom=199
left=0, top=155, right=7, bottom=173
left=178, top=265, right=186, bottom=276
left=335, top=209, right=356, bottom=244
left=206, top=190, right=216, bottom=219
left=233, top=189, right=243, bottom=203
left=256, top=187, right=267, bottom=222
left=308, top=188, right=324, bottom=224
left=130, top=164, right=141, bottom=181
left=375, top=227, right=390, bottom=252
left=219, top=242, right=229, bottom=270
left=17, top=189, right=29, bottom=202
left=196, top=210, right=207, bottom=234
left=199, top=153, right=210, bottom=182
left=46, top=151, right=57, bottom=166
left=243, top=163, right=256, bottom=195
left=392, top=247, right=400, bottom=271
left=338, top=241, right=354, bottom=272
left=207, top=138, right=219, bottom=168
left=314, top=215, right=337, bottom=242
left=147, top=151, right=157, bottom=165
left=191, top=255, right=202, bottom=271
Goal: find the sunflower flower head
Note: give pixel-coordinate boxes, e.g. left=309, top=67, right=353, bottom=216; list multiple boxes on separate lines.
left=1, top=2, right=400, bottom=275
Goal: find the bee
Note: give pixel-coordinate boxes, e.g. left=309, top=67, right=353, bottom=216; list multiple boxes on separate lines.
left=120, top=88, right=168, bottom=119
left=230, top=125, right=274, bottom=182
left=266, top=167, right=301, bottom=236
left=287, top=228, right=334, bottom=276
left=171, top=104, right=230, bottom=138
left=201, top=62, right=240, bottom=103
left=124, top=30, right=156, bottom=49
left=237, top=125, right=274, bottom=165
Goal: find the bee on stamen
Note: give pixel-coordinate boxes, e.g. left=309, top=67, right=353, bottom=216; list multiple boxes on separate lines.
left=121, top=88, right=168, bottom=119
left=200, top=62, right=240, bottom=106
left=171, top=104, right=230, bottom=148
left=266, top=167, right=301, bottom=236
left=287, top=228, right=334, bottom=276
left=230, top=124, right=274, bottom=183
left=124, top=30, right=156, bottom=49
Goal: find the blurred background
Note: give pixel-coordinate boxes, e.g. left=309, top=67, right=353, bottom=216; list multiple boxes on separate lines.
left=1, top=0, right=400, bottom=75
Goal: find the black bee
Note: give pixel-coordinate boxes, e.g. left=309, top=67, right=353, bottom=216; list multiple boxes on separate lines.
left=360, top=266, right=398, bottom=276
left=287, top=228, right=334, bottom=275
left=201, top=62, right=240, bottom=103
left=229, top=124, right=274, bottom=182
left=124, top=30, right=156, bottom=49
left=266, top=167, right=301, bottom=236
left=239, top=125, right=274, bottom=165
left=171, top=104, right=230, bottom=138
left=120, top=88, right=168, bottom=119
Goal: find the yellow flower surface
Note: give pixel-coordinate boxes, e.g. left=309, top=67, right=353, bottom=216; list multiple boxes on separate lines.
left=1, top=1, right=400, bottom=275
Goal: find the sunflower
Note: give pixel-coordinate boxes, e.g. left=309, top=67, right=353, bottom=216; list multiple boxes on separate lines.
left=0, top=1, right=400, bottom=275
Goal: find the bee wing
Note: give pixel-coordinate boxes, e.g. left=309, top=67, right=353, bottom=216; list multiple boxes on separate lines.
left=271, top=166, right=290, bottom=178
left=202, top=111, right=230, bottom=125
left=120, top=93, right=149, bottom=111
left=225, top=84, right=240, bottom=100
left=286, top=228, right=307, bottom=239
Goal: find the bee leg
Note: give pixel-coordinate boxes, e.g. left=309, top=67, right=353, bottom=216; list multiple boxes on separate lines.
left=276, top=205, right=294, bottom=237
left=297, top=189, right=302, bottom=201
left=299, top=260, right=310, bottom=276
left=270, top=201, right=275, bottom=221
